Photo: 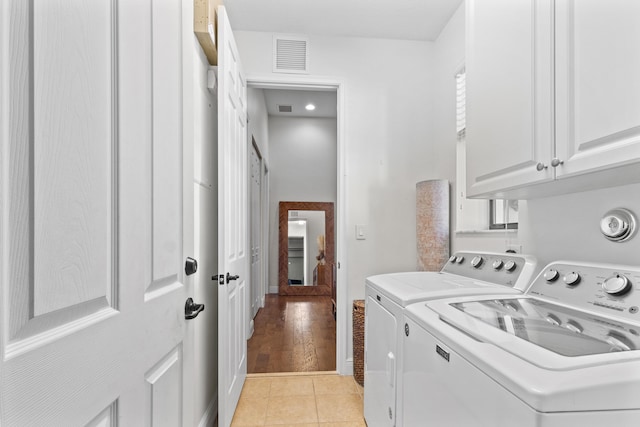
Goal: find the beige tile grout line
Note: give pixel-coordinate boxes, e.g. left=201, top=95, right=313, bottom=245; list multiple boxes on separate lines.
left=313, top=375, right=320, bottom=424
left=247, top=370, right=338, bottom=378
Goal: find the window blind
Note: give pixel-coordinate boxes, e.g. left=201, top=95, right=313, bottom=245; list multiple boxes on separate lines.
left=455, top=69, right=466, bottom=139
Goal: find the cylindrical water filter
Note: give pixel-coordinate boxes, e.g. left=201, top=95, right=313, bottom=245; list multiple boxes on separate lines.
left=416, top=179, right=450, bottom=271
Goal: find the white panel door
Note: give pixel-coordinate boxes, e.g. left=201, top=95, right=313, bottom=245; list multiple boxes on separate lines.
left=217, top=6, right=249, bottom=427
left=250, top=143, right=262, bottom=321
left=555, top=0, right=640, bottom=178
left=0, top=0, right=195, bottom=425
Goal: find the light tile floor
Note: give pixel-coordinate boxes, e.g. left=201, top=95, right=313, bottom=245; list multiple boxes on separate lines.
left=230, top=372, right=366, bottom=427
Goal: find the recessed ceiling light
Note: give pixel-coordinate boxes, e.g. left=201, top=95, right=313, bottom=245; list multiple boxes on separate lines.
left=305, top=103, right=316, bottom=111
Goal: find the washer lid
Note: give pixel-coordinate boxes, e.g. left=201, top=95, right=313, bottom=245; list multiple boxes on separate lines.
left=365, top=272, right=521, bottom=307
left=451, top=298, right=640, bottom=357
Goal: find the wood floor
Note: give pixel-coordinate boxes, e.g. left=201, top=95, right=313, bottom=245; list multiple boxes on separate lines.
left=247, top=295, right=336, bottom=373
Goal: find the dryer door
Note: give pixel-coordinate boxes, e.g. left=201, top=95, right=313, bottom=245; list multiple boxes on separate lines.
left=364, top=295, right=397, bottom=427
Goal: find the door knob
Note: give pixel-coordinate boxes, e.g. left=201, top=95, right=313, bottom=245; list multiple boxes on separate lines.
left=212, top=274, right=225, bottom=285
left=550, top=158, right=564, bottom=167
left=185, top=297, right=205, bottom=319
left=226, top=272, right=239, bottom=284
left=185, top=257, right=198, bottom=276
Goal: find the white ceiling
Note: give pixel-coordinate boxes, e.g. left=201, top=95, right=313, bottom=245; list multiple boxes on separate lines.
left=242, top=1, right=463, bottom=118
left=224, top=0, right=464, bottom=41
left=263, top=89, right=337, bottom=118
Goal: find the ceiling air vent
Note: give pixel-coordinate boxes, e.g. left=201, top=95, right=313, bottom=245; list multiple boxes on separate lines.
left=278, top=105, right=293, bottom=113
left=273, top=35, right=309, bottom=74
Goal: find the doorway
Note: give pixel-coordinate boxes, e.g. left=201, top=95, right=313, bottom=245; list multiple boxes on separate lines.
left=246, top=79, right=345, bottom=373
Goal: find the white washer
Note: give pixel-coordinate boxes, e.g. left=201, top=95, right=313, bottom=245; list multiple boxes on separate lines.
left=403, top=261, right=640, bottom=427
left=364, top=251, right=537, bottom=427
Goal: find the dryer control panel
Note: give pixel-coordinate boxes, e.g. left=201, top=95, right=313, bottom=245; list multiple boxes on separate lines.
left=527, top=262, right=640, bottom=323
left=442, top=252, right=537, bottom=290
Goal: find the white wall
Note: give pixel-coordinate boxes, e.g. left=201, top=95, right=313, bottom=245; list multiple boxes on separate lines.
left=248, top=87, right=269, bottom=162
left=235, top=31, right=435, bottom=369
left=430, top=3, right=518, bottom=255
left=269, top=116, right=337, bottom=202
left=268, top=116, right=337, bottom=290
left=520, top=183, right=640, bottom=268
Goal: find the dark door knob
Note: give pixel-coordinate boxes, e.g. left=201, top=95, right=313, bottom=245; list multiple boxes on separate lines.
left=226, top=273, right=239, bottom=284
left=185, top=257, right=198, bottom=276
left=184, top=297, right=205, bottom=319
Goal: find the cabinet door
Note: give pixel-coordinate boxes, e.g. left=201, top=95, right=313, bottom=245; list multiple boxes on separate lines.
left=555, top=0, right=640, bottom=180
left=466, top=0, right=554, bottom=198
left=0, top=0, right=192, bottom=424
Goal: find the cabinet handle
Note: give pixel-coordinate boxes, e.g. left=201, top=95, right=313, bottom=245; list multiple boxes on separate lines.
left=536, top=162, right=548, bottom=171
left=551, top=158, right=564, bottom=167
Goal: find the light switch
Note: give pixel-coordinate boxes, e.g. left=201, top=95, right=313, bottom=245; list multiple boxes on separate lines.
left=356, top=224, right=366, bottom=240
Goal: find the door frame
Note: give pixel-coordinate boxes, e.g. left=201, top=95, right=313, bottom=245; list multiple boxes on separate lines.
left=249, top=137, right=264, bottom=335
left=246, top=75, right=348, bottom=374
left=261, top=159, right=269, bottom=309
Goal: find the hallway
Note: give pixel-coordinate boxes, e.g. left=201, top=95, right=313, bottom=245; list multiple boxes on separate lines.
left=247, top=295, right=336, bottom=373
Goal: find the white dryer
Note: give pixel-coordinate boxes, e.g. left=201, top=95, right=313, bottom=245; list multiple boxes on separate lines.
left=402, top=261, right=640, bottom=427
left=364, top=251, right=537, bottom=427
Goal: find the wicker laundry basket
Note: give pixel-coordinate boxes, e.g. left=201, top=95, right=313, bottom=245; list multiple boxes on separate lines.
left=352, top=299, right=365, bottom=386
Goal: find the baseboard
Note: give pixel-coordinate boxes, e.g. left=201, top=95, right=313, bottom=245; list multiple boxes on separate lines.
left=198, top=393, right=218, bottom=427
left=343, top=357, right=354, bottom=376
left=269, top=285, right=278, bottom=294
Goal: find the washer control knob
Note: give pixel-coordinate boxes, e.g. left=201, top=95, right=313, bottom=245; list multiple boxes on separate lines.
left=563, top=272, right=581, bottom=286
left=544, top=269, right=560, bottom=282
left=471, top=256, right=484, bottom=268
left=565, top=320, right=583, bottom=334
left=504, top=260, right=517, bottom=272
left=606, top=331, right=634, bottom=351
left=545, top=313, right=561, bottom=326
left=603, top=274, right=632, bottom=296
left=456, top=256, right=465, bottom=264
left=492, top=259, right=504, bottom=270
left=449, top=255, right=457, bottom=263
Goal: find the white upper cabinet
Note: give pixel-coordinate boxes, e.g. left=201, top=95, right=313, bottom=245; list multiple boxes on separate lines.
left=466, top=0, right=554, bottom=198
left=555, top=1, right=640, bottom=180
left=466, top=0, right=640, bottom=199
